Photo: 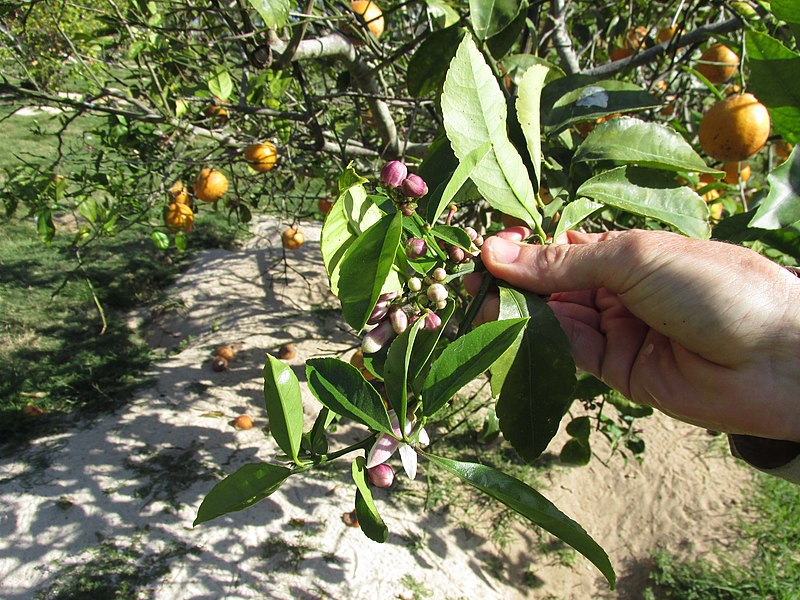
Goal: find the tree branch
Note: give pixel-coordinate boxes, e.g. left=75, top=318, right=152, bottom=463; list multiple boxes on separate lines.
left=549, top=0, right=579, bottom=75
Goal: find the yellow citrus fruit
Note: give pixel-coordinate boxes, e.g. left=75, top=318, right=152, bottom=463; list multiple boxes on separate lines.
left=698, top=93, right=771, bottom=162
left=165, top=202, right=194, bottom=233
left=697, top=173, right=722, bottom=202
left=168, top=181, right=190, bottom=205
left=282, top=227, right=305, bottom=250
left=194, top=168, right=228, bottom=203
left=723, top=162, right=751, bottom=184
left=234, top=415, right=254, bottom=430
left=656, top=25, right=678, bottom=44
left=244, top=142, right=278, bottom=172
left=696, top=43, right=739, bottom=84
left=349, top=0, right=384, bottom=39
left=709, top=201, right=724, bottom=221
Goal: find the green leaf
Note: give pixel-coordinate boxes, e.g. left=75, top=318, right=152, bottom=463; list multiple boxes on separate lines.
left=174, top=231, right=187, bottom=252
left=605, top=390, right=653, bottom=418
left=428, top=142, right=492, bottom=224
left=442, top=35, right=541, bottom=230
left=486, top=3, right=527, bottom=60
left=36, top=210, right=55, bottom=243
left=194, top=463, right=291, bottom=525
left=384, top=318, right=426, bottom=427
left=746, top=31, right=800, bottom=144
left=352, top=457, right=389, bottom=542
left=431, top=225, right=473, bottom=250
left=469, top=0, right=524, bottom=40
left=516, top=64, right=549, bottom=187
left=307, top=407, right=333, bottom=455
left=542, top=76, right=660, bottom=134
left=151, top=230, right=169, bottom=250
left=492, top=288, right=577, bottom=461
left=560, top=438, right=591, bottom=465
left=552, top=198, right=603, bottom=240
left=574, top=117, right=718, bottom=173
left=409, top=300, right=456, bottom=390
left=207, top=67, right=233, bottom=101
left=247, top=0, right=290, bottom=29
left=422, top=318, right=529, bottom=417
left=338, top=212, right=403, bottom=330
left=263, top=355, right=305, bottom=464
left=306, top=358, right=393, bottom=435
left=577, top=166, right=711, bottom=239
left=407, top=25, right=466, bottom=98
left=749, top=146, right=800, bottom=229
left=425, top=0, right=461, bottom=27
left=426, top=454, right=615, bottom=588
left=772, top=0, right=800, bottom=25
left=565, top=416, right=591, bottom=440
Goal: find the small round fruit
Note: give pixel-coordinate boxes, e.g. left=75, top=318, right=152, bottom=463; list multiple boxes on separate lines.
left=212, top=356, right=228, bottom=372
left=349, top=0, right=384, bottom=39
left=698, top=93, right=771, bottom=162
left=244, top=142, right=278, bottom=172
left=318, top=198, right=334, bottom=214
left=168, top=181, right=190, bottom=205
left=696, top=43, right=739, bottom=84
left=216, top=345, right=235, bottom=361
left=194, top=168, right=228, bottom=203
left=22, top=405, right=44, bottom=417
left=278, top=343, right=296, bottom=360
left=656, top=25, right=678, bottom=44
left=709, top=202, right=724, bottom=221
left=282, top=227, right=304, bottom=250
left=165, top=202, right=194, bottom=233
left=723, top=162, right=751, bottom=184
left=234, top=415, right=254, bottom=430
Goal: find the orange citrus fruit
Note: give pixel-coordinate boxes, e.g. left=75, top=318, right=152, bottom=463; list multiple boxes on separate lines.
left=244, top=142, right=278, bottom=172
left=656, top=25, right=678, bottom=43
left=696, top=43, right=739, bottom=84
left=165, top=202, right=194, bottom=233
left=282, top=227, right=304, bottom=250
left=723, top=162, right=751, bottom=184
left=234, top=415, right=254, bottom=430
left=194, top=168, right=228, bottom=203
left=698, top=93, right=771, bottom=162
left=349, top=0, right=384, bottom=39
left=168, top=181, right=190, bottom=205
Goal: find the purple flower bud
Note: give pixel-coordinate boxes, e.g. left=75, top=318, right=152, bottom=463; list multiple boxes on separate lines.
left=362, top=320, right=396, bottom=354
left=426, top=283, right=448, bottom=303
left=368, top=464, right=394, bottom=488
left=401, top=174, right=428, bottom=199
left=367, top=301, right=390, bottom=325
left=448, top=246, right=466, bottom=263
left=405, top=238, right=427, bottom=259
left=424, top=311, right=442, bottom=331
left=379, top=291, right=400, bottom=302
left=432, top=267, right=447, bottom=282
left=400, top=202, right=417, bottom=217
left=407, top=277, right=422, bottom=292
left=389, top=306, right=408, bottom=334
left=464, top=227, right=479, bottom=242
left=380, top=161, right=408, bottom=188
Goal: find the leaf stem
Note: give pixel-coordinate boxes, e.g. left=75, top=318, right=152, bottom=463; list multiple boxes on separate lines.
left=456, top=265, right=493, bottom=338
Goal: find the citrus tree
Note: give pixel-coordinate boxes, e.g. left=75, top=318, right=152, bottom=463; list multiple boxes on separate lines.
left=3, top=0, right=800, bottom=587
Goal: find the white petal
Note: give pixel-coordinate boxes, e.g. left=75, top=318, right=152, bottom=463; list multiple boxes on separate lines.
left=366, top=434, right=399, bottom=469
left=417, top=427, right=430, bottom=447
left=399, top=444, right=417, bottom=480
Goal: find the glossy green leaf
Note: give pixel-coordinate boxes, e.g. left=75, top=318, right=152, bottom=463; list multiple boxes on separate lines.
left=407, top=25, right=466, bottom=98
left=428, top=142, right=492, bottom=224
left=36, top=211, right=55, bottom=243
left=425, top=0, right=461, bottom=27
left=409, top=301, right=456, bottom=391
left=306, top=358, right=393, bottom=435
left=207, top=67, right=233, bottom=101
left=174, top=232, right=187, bottom=252
left=605, top=390, right=653, bottom=418
left=193, top=463, right=291, bottom=525
left=470, top=0, right=523, bottom=40
left=552, top=198, right=603, bottom=240
left=574, top=117, right=718, bottom=173
left=442, top=35, right=541, bottom=230
left=565, top=416, right=591, bottom=440
left=560, top=438, right=591, bottom=465
left=151, top=230, right=169, bottom=250
left=492, top=287, right=577, bottom=461
left=503, top=54, right=564, bottom=86
left=422, top=318, right=528, bottom=417
left=477, top=407, right=501, bottom=444
left=577, top=166, right=711, bottom=239
left=516, top=64, right=549, bottom=187
left=432, top=225, right=473, bottom=250
left=746, top=31, right=800, bottom=144
left=263, top=354, right=304, bottom=464
left=772, top=0, right=800, bottom=25
left=307, top=407, right=333, bottom=455
left=749, top=147, right=800, bottom=229
left=247, top=0, right=290, bottom=28
left=352, top=457, right=388, bottom=542
left=426, top=454, right=615, bottom=588
left=486, top=3, right=527, bottom=59
left=338, top=212, right=403, bottom=331
left=384, top=318, right=426, bottom=427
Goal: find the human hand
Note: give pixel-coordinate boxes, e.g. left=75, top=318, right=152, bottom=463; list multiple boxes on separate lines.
left=472, top=228, right=800, bottom=443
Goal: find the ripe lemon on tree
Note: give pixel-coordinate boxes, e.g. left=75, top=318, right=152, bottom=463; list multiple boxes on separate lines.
left=349, top=0, right=384, bottom=39
left=698, top=93, right=771, bottom=162
left=194, top=168, right=228, bottom=203
left=165, top=202, right=194, bottom=233
left=282, top=227, right=304, bottom=250
left=696, top=43, right=739, bottom=84
left=244, top=142, right=278, bottom=172
left=168, top=181, right=190, bottom=205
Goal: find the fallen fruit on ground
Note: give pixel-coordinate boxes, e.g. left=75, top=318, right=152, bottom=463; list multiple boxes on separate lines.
left=22, top=405, right=44, bottom=417
left=194, top=168, right=229, bottom=203
left=165, top=202, right=194, bottom=233
left=698, top=93, right=771, bottom=162
left=282, top=227, right=304, bottom=250
left=278, top=343, right=296, bottom=360
left=234, top=415, right=253, bottom=430
left=696, top=43, right=739, bottom=84
left=723, top=162, right=751, bottom=184
left=342, top=509, right=359, bottom=527
left=349, top=0, right=384, bottom=39
left=216, top=345, right=235, bottom=361
left=244, top=142, right=278, bottom=172
left=212, top=356, right=228, bottom=372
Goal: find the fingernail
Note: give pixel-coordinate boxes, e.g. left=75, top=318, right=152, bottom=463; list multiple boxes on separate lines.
left=487, top=237, right=522, bottom=264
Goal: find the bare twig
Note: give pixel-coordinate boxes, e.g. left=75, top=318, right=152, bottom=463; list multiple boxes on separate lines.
left=549, top=0, right=580, bottom=74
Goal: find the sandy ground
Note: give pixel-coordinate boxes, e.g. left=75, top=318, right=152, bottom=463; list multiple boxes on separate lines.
left=0, top=218, right=756, bottom=599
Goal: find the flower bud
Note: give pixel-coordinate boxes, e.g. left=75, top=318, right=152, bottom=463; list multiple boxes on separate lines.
left=401, top=174, right=428, bottom=198
left=368, top=464, right=394, bottom=488
left=424, top=311, right=442, bottom=331
left=380, top=161, right=408, bottom=188
left=432, top=267, right=447, bottom=282
left=362, top=320, right=396, bottom=354
left=435, top=300, right=448, bottom=310
left=367, top=301, right=390, bottom=325
left=405, top=238, right=427, bottom=259
left=464, top=226, right=479, bottom=242
left=379, top=291, right=400, bottom=302
left=426, top=283, right=448, bottom=303
left=400, top=202, right=417, bottom=217
left=474, top=235, right=484, bottom=247
left=448, top=246, right=466, bottom=263
left=389, top=307, right=409, bottom=334
left=407, top=277, right=422, bottom=292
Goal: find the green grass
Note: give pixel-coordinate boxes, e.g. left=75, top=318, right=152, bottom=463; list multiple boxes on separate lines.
left=645, top=473, right=800, bottom=599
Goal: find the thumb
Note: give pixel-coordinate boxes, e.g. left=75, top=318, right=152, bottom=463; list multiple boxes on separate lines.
left=480, top=231, right=648, bottom=295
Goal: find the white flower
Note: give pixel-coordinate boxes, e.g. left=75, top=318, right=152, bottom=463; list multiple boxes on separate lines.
left=366, top=412, right=429, bottom=480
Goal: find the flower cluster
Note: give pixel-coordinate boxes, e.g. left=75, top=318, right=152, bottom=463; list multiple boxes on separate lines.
left=380, top=160, right=428, bottom=216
